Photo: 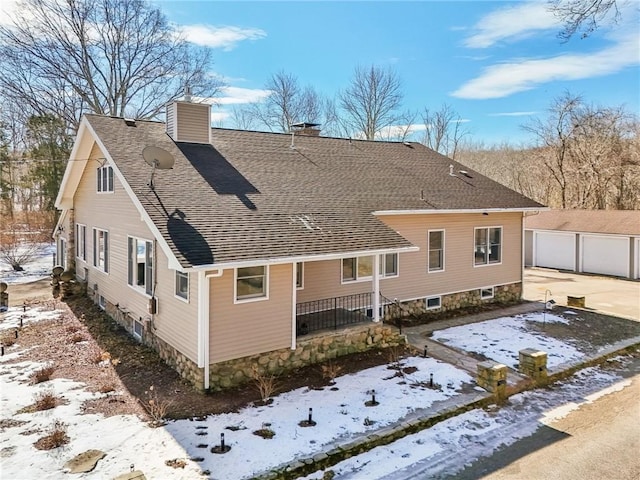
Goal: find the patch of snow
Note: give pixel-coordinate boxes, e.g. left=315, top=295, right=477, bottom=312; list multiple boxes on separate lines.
left=0, top=305, right=62, bottom=332
left=433, top=313, right=584, bottom=369
left=0, top=242, right=55, bottom=284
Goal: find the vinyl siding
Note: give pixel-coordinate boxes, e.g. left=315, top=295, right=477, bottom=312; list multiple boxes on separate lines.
left=298, top=212, right=523, bottom=303
left=210, top=263, right=293, bottom=363
left=72, top=142, right=199, bottom=362
left=174, top=102, right=210, bottom=143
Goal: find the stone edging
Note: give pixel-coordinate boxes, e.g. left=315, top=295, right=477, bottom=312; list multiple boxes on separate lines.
left=251, top=337, right=640, bottom=480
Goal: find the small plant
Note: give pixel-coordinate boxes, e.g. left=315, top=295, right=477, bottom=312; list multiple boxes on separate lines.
left=97, top=383, right=115, bottom=394
left=250, top=365, right=278, bottom=403
left=34, top=420, right=69, bottom=450
left=363, top=417, right=376, bottom=427
left=32, top=389, right=58, bottom=411
left=386, top=345, right=404, bottom=370
left=321, top=361, right=343, bottom=385
left=165, top=459, right=187, bottom=469
left=1, top=335, right=16, bottom=348
left=31, top=365, right=55, bottom=384
left=253, top=423, right=276, bottom=439
left=143, top=385, right=173, bottom=427
left=65, top=324, right=80, bottom=334
left=69, top=332, right=85, bottom=343
left=322, top=470, right=336, bottom=480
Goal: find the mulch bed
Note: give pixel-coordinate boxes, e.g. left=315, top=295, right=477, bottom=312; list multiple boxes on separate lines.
left=65, top=296, right=411, bottom=419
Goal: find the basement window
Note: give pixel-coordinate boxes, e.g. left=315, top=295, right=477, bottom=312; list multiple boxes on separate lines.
left=426, top=296, right=441, bottom=310
left=480, top=287, right=494, bottom=300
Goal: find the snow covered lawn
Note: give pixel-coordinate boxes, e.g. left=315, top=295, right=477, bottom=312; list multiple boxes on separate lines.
left=432, top=312, right=586, bottom=369
left=1, top=304, right=474, bottom=479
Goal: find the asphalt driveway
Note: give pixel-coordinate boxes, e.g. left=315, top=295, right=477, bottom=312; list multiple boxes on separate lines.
left=523, top=267, right=640, bottom=321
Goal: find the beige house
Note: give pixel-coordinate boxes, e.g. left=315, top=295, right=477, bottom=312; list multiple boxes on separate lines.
left=54, top=99, right=544, bottom=390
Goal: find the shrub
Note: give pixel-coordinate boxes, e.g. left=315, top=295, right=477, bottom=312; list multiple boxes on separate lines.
left=143, top=385, right=172, bottom=427
left=34, top=420, right=69, bottom=450
left=31, top=365, right=55, bottom=384
left=321, top=361, right=343, bottom=384
left=250, top=365, right=278, bottom=402
left=98, top=383, right=115, bottom=394
left=69, top=332, right=85, bottom=343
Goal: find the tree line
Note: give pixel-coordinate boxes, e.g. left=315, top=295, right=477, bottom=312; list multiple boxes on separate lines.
left=0, top=0, right=635, bottom=226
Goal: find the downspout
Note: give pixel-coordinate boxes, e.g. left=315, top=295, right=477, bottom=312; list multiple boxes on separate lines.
left=198, top=269, right=222, bottom=391
left=291, top=262, right=297, bottom=350
left=372, top=254, right=380, bottom=322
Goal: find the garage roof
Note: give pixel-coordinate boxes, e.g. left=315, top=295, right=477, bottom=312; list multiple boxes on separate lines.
left=525, top=209, right=640, bottom=236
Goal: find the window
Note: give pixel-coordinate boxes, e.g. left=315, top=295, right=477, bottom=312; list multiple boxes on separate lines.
left=98, top=295, right=106, bottom=310
left=128, top=237, right=153, bottom=296
left=296, top=263, right=304, bottom=289
left=133, top=319, right=143, bottom=340
left=474, top=227, right=502, bottom=266
left=93, top=228, right=108, bottom=272
left=97, top=165, right=114, bottom=193
left=76, top=224, right=86, bottom=261
left=428, top=230, right=444, bottom=272
left=426, top=296, right=441, bottom=310
left=380, top=253, right=398, bottom=277
left=481, top=287, right=494, bottom=299
left=236, top=266, right=267, bottom=301
left=175, top=271, right=189, bottom=300
left=343, top=255, right=386, bottom=282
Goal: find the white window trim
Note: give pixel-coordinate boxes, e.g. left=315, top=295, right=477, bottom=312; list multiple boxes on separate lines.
left=76, top=223, right=86, bottom=262
left=425, top=295, right=441, bottom=310
left=296, top=262, right=304, bottom=290
left=473, top=226, right=503, bottom=267
left=96, top=164, right=114, bottom=194
left=92, top=228, right=109, bottom=274
left=234, top=265, right=269, bottom=304
left=98, top=295, right=106, bottom=310
left=175, top=270, right=189, bottom=302
left=480, top=286, right=495, bottom=300
left=427, top=229, right=445, bottom=273
left=127, top=236, right=153, bottom=297
left=380, top=253, right=399, bottom=279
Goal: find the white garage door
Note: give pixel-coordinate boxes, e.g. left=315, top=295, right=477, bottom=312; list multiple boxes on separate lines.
left=636, top=239, right=640, bottom=279
left=535, top=232, right=576, bottom=271
left=582, top=235, right=629, bottom=277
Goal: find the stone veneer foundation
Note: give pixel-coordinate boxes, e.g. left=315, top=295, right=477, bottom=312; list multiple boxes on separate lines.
left=384, top=282, right=522, bottom=321
left=90, top=282, right=520, bottom=391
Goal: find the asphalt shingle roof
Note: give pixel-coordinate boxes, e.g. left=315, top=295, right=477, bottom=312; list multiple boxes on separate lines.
left=525, top=209, right=640, bottom=236
left=85, top=114, right=543, bottom=268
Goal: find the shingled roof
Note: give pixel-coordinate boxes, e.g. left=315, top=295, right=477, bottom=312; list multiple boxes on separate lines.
left=525, top=209, right=640, bottom=236
left=84, top=114, right=543, bottom=268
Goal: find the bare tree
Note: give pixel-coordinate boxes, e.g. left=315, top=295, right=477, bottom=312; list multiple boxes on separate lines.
left=339, top=65, right=403, bottom=140
left=422, top=104, right=469, bottom=159
left=0, top=0, right=221, bottom=132
left=549, top=0, right=622, bottom=40
left=246, top=71, right=326, bottom=133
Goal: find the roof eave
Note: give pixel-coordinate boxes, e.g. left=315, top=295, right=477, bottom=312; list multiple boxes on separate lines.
left=373, top=207, right=549, bottom=216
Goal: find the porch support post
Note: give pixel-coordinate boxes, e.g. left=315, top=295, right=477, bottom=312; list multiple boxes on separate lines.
left=291, top=261, right=297, bottom=350
left=197, top=270, right=210, bottom=390
left=372, top=254, right=380, bottom=322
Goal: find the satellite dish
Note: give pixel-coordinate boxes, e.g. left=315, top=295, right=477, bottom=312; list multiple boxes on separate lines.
left=142, top=146, right=174, bottom=189
left=143, top=146, right=175, bottom=170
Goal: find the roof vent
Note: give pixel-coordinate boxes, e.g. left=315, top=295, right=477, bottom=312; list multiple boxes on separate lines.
left=124, top=118, right=136, bottom=127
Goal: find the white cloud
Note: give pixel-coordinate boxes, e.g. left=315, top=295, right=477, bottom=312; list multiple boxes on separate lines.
left=464, top=2, right=560, bottom=48
left=376, top=124, right=427, bottom=140
left=216, top=86, right=271, bottom=105
left=489, top=111, right=538, bottom=117
left=452, top=32, right=639, bottom=99
left=179, top=24, right=266, bottom=50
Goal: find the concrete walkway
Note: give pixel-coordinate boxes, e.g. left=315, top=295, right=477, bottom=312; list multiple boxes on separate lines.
left=402, top=302, right=543, bottom=384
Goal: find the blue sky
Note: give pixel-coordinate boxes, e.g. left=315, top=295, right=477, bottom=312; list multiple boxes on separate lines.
left=158, top=0, right=639, bottom=145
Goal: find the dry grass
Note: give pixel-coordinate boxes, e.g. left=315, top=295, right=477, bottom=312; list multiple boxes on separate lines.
left=31, top=365, right=55, bottom=384
left=33, top=390, right=58, bottom=411
left=97, top=383, right=116, bottom=394
left=2, top=334, right=17, bottom=348
left=69, top=332, right=85, bottom=343
left=33, top=420, right=69, bottom=450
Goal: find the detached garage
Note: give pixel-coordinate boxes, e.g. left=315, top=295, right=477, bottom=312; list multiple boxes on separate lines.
left=525, top=210, right=640, bottom=279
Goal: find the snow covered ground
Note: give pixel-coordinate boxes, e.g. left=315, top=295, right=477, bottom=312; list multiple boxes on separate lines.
left=0, top=242, right=56, bottom=284
left=432, top=312, right=586, bottom=369
left=0, top=292, right=627, bottom=479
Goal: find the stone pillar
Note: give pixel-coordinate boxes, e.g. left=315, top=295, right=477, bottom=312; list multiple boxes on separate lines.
left=518, top=348, right=547, bottom=381
left=477, top=360, right=507, bottom=396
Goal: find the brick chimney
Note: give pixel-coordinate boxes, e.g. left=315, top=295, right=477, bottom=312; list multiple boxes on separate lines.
left=290, top=122, right=321, bottom=136
left=166, top=87, right=212, bottom=143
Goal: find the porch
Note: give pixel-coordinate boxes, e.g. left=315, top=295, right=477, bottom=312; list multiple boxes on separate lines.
left=296, top=292, right=402, bottom=336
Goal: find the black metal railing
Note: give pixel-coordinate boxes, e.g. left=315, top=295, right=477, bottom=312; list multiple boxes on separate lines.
left=380, top=294, right=409, bottom=334
left=296, top=292, right=373, bottom=336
